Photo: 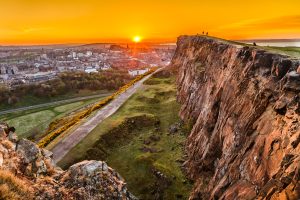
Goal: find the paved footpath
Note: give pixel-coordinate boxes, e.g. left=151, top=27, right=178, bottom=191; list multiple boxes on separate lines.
left=51, top=73, right=154, bottom=163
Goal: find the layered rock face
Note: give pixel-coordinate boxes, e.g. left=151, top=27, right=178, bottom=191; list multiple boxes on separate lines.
left=172, top=36, right=300, bottom=199
left=0, top=122, right=136, bottom=200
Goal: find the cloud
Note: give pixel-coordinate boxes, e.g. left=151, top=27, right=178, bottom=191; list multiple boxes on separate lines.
left=23, top=27, right=51, bottom=33
left=219, top=15, right=300, bottom=31
left=213, top=15, right=300, bottom=39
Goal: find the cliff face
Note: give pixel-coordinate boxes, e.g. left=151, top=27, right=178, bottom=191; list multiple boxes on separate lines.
left=172, top=36, right=300, bottom=199
left=0, top=122, right=136, bottom=200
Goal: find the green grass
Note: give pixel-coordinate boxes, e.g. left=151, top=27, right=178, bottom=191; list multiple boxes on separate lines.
left=0, top=89, right=110, bottom=111
left=1, top=97, right=107, bottom=140
left=259, top=46, right=300, bottom=58
left=201, top=35, right=300, bottom=58
left=5, top=110, right=56, bottom=137
left=53, top=102, right=83, bottom=113
left=58, top=74, right=192, bottom=199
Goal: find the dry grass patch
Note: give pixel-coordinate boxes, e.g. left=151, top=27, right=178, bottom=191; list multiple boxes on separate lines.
left=0, top=169, right=33, bottom=200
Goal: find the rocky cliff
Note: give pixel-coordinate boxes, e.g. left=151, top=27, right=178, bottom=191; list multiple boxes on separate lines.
left=172, top=36, right=300, bottom=199
left=0, top=122, right=136, bottom=200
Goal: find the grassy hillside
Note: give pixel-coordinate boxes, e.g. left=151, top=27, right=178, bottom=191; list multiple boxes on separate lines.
left=0, top=89, right=109, bottom=111
left=260, top=46, right=300, bottom=58
left=0, top=96, right=107, bottom=141
left=202, top=36, right=300, bottom=58
left=58, top=72, right=192, bottom=199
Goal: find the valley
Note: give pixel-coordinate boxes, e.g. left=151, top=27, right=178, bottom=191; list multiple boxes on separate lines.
left=0, top=36, right=299, bottom=200
left=58, top=70, right=193, bottom=199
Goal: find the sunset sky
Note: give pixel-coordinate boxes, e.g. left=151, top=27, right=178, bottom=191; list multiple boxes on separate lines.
left=0, top=0, right=300, bottom=44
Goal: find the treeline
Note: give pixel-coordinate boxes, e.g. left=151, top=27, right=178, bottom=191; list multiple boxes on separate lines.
left=0, top=70, right=132, bottom=105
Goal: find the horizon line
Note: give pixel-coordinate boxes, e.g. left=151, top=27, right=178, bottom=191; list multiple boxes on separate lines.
left=1, top=37, right=300, bottom=47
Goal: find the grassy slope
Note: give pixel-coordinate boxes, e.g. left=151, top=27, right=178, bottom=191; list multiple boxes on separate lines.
left=58, top=75, right=192, bottom=199
left=0, top=97, right=106, bottom=140
left=203, top=36, right=300, bottom=58
left=0, top=89, right=109, bottom=111
left=259, top=46, right=300, bottom=58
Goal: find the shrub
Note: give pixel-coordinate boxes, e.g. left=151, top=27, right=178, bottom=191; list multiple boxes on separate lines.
left=38, top=68, right=157, bottom=148
left=0, top=70, right=132, bottom=105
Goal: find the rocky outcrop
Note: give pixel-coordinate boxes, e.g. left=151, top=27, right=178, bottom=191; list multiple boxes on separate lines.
left=0, top=122, right=136, bottom=200
left=172, top=36, right=300, bottom=199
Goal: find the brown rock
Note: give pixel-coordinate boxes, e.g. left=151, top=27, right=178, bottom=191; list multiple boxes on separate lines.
left=0, top=123, right=137, bottom=200
left=172, top=36, right=300, bottom=200
left=8, top=131, right=18, bottom=143
left=0, top=127, right=6, bottom=138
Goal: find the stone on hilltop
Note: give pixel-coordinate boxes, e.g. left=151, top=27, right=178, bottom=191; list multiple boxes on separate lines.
left=17, top=138, right=41, bottom=163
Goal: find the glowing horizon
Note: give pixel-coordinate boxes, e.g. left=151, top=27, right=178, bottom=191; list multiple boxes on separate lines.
left=1, top=0, right=300, bottom=45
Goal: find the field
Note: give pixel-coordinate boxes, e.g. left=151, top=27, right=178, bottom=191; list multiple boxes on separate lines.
left=260, top=46, right=300, bottom=58
left=0, top=95, right=108, bottom=141
left=0, top=89, right=110, bottom=111
left=58, top=72, right=192, bottom=199
left=204, top=36, right=300, bottom=58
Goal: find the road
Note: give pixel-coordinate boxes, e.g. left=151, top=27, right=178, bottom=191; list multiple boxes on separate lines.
left=51, top=73, right=154, bottom=163
left=0, top=93, right=112, bottom=116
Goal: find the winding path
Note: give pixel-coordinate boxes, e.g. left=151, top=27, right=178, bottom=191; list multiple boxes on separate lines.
left=50, top=73, right=154, bottom=163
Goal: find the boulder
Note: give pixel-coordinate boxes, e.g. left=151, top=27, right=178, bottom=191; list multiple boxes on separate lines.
left=0, top=121, right=137, bottom=199
left=41, top=148, right=53, bottom=158
left=8, top=132, right=18, bottom=143
left=284, top=71, right=300, bottom=91
left=0, top=127, right=6, bottom=138
left=17, top=139, right=41, bottom=163
left=0, top=122, right=9, bottom=134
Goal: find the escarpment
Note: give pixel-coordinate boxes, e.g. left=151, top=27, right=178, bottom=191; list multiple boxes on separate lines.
left=172, top=36, right=300, bottom=199
left=0, top=122, right=136, bottom=200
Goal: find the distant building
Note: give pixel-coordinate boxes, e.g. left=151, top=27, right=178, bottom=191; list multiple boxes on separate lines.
left=0, top=74, right=8, bottom=81
left=85, top=67, right=98, bottom=73
left=100, top=63, right=111, bottom=71
left=12, top=66, right=18, bottom=74
left=25, top=72, right=56, bottom=83
left=57, top=66, right=66, bottom=72
left=34, top=63, right=41, bottom=68
left=86, top=51, right=93, bottom=57
left=72, top=52, right=77, bottom=58
left=41, top=54, right=48, bottom=59
left=77, top=53, right=85, bottom=58
left=0, top=67, right=6, bottom=74
left=128, top=68, right=149, bottom=76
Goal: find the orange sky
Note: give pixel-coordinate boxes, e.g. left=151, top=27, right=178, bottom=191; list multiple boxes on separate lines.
left=0, top=0, right=300, bottom=44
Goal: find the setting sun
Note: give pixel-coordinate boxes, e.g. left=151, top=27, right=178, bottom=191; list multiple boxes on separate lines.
left=133, top=36, right=141, bottom=43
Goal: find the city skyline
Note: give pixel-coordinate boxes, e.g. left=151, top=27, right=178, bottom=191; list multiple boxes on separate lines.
left=0, top=0, right=300, bottom=45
